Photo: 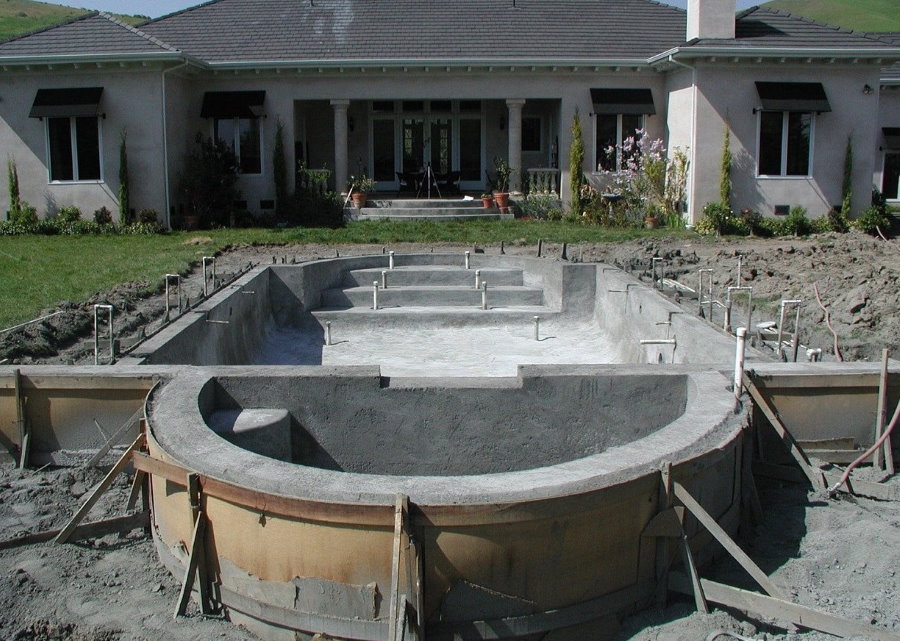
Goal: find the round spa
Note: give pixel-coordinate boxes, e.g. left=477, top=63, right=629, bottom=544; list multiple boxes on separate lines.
left=145, top=365, right=745, bottom=640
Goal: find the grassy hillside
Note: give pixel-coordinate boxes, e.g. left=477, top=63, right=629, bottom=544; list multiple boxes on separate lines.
left=0, top=0, right=145, bottom=42
left=763, top=0, right=900, bottom=32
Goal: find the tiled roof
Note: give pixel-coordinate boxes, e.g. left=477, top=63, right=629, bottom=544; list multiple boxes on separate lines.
left=140, top=0, right=688, bottom=64
left=869, top=33, right=900, bottom=80
left=688, top=7, right=898, bottom=51
left=0, top=12, right=178, bottom=58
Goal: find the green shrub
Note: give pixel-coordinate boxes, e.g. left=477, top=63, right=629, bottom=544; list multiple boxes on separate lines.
left=809, top=216, right=833, bottom=234
left=518, top=193, right=563, bottom=220
left=785, top=206, right=810, bottom=236
left=56, top=205, right=82, bottom=223
left=853, top=206, right=890, bottom=235
left=93, top=206, right=113, bottom=225
left=11, top=201, right=38, bottom=225
left=827, top=201, right=849, bottom=233
left=697, top=202, right=732, bottom=235
left=137, top=208, right=160, bottom=224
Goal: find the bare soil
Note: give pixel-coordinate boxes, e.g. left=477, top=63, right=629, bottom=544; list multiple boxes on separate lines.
left=1, top=232, right=898, bottom=640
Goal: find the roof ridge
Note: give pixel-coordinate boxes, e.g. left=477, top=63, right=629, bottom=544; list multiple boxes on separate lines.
left=97, top=12, right=180, bottom=53
left=749, top=5, right=884, bottom=41
left=141, top=0, right=231, bottom=27
left=0, top=10, right=97, bottom=47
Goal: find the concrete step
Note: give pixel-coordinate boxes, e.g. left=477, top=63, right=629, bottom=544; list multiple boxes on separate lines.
left=353, top=208, right=512, bottom=222
left=321, top=285, right=544, bottom=308
left=368, top=198, right=483, bottom=209
left=310, top=306, right=555, bottom=329
left=342, top=266, right=524, bottom=288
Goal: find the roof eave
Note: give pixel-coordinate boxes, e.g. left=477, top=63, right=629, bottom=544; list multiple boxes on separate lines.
left=0, top=51, right=194, bottom=67
left=204, top=57, right=656, bottom=71
left=652, top=46, right=900, bottom=64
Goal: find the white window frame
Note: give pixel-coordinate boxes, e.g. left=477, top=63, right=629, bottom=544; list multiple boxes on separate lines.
left=45, top=116, right=104, bottom=184
left=884, top=152, right=900, bottom=201
left=214, top=116, right=264, bottom=176
left=755, top=111, right=816, bottom=178
left=593, top=113, right=644, bottom=173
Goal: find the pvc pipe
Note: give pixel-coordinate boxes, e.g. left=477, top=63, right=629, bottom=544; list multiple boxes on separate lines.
left=733, top=327, right=747, bottom=405
left=481, top=282, right=488, bottom=310
left=373, top=281, right=379, bottom=310
left=164, top=274, right=180, bottom=321
left=465, top=251, right=471, bottom=270
left=93, top=304, right=114, bottom=366
left=475, top=270, right=481, bottom=289
left=389, top=251, right=395, bottom=270
left=325, top=321, right=332, bottom=346
left=533, top=316, right=540, bottom=341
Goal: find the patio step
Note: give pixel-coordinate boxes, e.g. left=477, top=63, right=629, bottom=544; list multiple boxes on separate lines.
left=352, top=207, right=511, bottom=221
left=342, top=266, right=524, bottom=288
left=368, top=198, right=480, bottom=209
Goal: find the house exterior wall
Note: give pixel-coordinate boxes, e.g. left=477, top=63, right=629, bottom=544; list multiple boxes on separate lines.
left=692, top=62, right=882, bottom=220
left=0, top=67, right=168, bottom=221
left=664, top=68, right=695, bottom=221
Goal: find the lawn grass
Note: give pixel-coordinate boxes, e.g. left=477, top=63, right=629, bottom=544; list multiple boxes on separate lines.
left=0, top=221, right=692, bottom=329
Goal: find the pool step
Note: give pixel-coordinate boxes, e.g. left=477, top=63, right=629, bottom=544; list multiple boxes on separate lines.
left=342, top=266, right=524, bottom=288
left=321, top=285, right=544, bottom=309
left=310, top=306, right=554, bottom=328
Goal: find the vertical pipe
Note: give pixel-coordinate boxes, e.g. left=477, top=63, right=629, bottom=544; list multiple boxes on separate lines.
left=325, top=321, right=332, bottom=347
left=389, top=251, right=395, bottom=270
left=382, top=271, right=388, bottom=289
left=776, top=302, right=787, bottom=360
left=373, top=281, right=379, bottom=310
left=791, top=304, right=801, bottom=363
left=93, top=306, right=100, bottom=365
left=534, top=316, right=540, bottom=341
left=465, top=251, right=470, bottom=270
left=475, top=270, right=481, bottom=289
left=108, top=306, right=114, bottom=363
left=481, top=282, right=488, bottom=310
left=202, top=258, right=209, bottom=297
left=733, top=327, right=747, bottom=407
left=708, top=277, right=714, bottom=322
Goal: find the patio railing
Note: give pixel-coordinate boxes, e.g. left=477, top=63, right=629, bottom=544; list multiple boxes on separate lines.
left=526, top=168, right=559, bottom=195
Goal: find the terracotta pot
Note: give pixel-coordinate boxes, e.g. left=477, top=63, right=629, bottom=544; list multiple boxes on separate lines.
left=494, top=192, right=510, bottom=208
left=481, top=197, right=494, bottom=208
left=351, top=192, right=368, bottom=208
left=644, top=215, right=659, bottom=230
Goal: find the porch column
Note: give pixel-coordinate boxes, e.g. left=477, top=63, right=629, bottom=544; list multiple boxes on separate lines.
left=331, top=99, right=350, bottom=194
left=506, top=99, right=526, bottom=194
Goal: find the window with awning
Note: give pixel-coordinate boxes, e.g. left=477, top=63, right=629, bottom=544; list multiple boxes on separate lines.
left=755, top=82, right=831, bottom=113
left=29, top=87, right=104, bottom=119
left=590, top=88, right=656, bottom=115
left=200, top=91, right=266, bottom=118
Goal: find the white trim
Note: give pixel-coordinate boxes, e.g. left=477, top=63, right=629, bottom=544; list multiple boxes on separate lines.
left=755, top=110, right=815, bottom=178
left=213, top=116, right=265, bottom=176
left=44, top=115, right=104, bottom=184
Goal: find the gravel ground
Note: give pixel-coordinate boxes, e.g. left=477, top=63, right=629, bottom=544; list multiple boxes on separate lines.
left=0, top=231, right=898, bottom=640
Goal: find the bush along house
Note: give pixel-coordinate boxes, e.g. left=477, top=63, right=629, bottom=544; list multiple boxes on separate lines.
left=0, top=0, right=898, bottom=227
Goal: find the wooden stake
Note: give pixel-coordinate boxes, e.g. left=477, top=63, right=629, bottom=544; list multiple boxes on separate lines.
left=674, top=482, right=783, bottom=599
left=85, top=406, right=144, bottom=469
left=875, top=349, right=894, bottom=475
left=14, top=369, right=29, bottom=469
left=55, top=433, right=146, bottom=544
left=744, top=373, right=826, bottom=490
left=669, top=574, right=900, bottom=641
left=678, top=518, right=708, bottom=614
left=126, top=471, right=146, bottom=513
left=0, top=512, right=149, bottom=550
left=388, top=494, right=409, bottom=641
left=654, top=462, right=674, bottom=608
left=174, top=508, right=208, bottom=618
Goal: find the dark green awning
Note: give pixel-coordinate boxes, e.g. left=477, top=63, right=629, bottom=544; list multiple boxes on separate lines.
left=29, top=87, right=103, bottom=118
left=755, top=82, right=831, bottom=113
left=200, top=91, right=266, bottom=118
left=590, top=88, right=656, bottom=115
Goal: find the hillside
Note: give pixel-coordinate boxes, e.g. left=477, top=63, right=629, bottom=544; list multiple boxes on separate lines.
left=763, top=0, right=900, bottom=32
left=0, top=0, right=145, bottom=42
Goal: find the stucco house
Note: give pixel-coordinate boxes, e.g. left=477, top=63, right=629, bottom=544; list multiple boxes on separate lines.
left=0, top=0, right=898, bottom=227
left=875, top=33, right=900, bottom=205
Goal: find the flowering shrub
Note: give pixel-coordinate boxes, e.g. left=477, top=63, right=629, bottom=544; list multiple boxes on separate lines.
left=588, top=130, right=689, bottom=227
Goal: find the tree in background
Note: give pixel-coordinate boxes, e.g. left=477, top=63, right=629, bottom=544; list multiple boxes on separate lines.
left=719, top=125, right=732, bottom=206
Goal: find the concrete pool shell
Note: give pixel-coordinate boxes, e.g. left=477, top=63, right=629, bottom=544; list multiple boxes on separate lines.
left=134, top=254, right=754, bottom=640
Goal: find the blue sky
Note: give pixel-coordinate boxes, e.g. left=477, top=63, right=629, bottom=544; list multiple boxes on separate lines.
left=44, top=0, right=764, bottom=20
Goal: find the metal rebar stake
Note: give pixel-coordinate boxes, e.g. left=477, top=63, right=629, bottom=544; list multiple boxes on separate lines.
left=202, top=256, right=217, bottom=298
left=164, top=274, right=180, bottom=321
left=93, top=304, right=114, bottom=365
left=776, top=299, right=803, bottom=361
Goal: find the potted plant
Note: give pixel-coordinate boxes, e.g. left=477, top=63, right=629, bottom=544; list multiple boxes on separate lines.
left=492, top=156, right=512, bottom=209
left=644, top=203, right=662, bottom=229
left=480, top=193, right=494, bottom=208
left=348, top=174, right=376, bottom=208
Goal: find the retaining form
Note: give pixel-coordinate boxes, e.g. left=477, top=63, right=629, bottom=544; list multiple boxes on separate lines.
left=145, top=364, right=746, bottom=640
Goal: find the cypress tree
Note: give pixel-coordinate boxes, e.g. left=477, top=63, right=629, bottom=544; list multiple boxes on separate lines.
left=569, top=110, right=584, bottom=216
left=273, top=118, right=288, bottom=217
left=7, top=157, right=21, bottom=221
left=118, top=130, right=130, bottom=224
left=719, top=126, right=731, bottom=206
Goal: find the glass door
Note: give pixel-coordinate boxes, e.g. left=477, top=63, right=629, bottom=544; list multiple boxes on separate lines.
left=402, top=118, right=425, bottom=174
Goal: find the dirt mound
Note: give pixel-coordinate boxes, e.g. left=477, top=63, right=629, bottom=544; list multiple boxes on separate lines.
left=10, top=620, right=121, bottom=641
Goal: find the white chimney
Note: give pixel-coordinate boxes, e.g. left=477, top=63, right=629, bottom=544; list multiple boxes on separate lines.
left=687, top=0, right=736, bottom=40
